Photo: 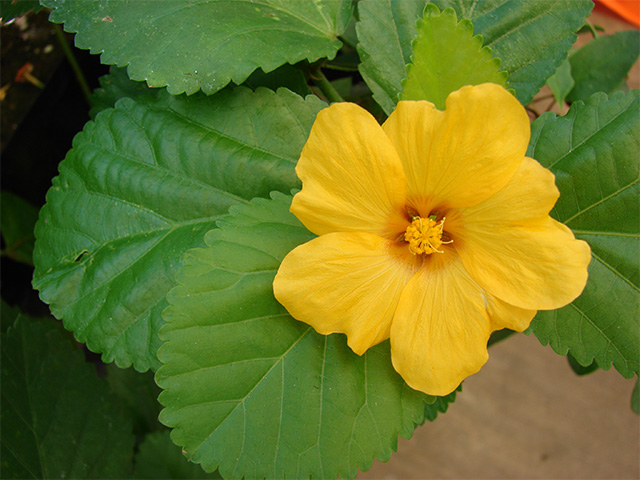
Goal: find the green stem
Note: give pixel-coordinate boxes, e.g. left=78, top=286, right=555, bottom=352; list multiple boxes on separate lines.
left=323, top=64, right=359, bottom=73
left=53, top=24, right=92, bottom=105
left=585, top=21, right=599, bottom=39
left=310, top=65, right=343, bottom=103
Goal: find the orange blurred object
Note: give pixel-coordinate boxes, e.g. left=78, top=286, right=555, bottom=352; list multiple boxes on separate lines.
left=597, top=0, right=640, bottom=27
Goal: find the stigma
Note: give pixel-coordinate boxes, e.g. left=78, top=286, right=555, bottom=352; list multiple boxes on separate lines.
left=404, top=216, right=453, bottom=255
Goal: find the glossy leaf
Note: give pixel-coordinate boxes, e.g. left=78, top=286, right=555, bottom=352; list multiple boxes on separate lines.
left=0, top=191, right=39, bottom=265
left=43, top=0, right=353, bottom=95
left=400, top=4, right=507, bottom=109
left=1, top=312, right=134, bottom=479
left=567, top=30, right=640, bottom=103
left=135, top=431, right=221, bottom=479
left=157, top=192, right=455, bottom=480
left=33, top=87, right=325, bottom=371
left=527, top=90, right=639, bottom=378
left=547, top=58, right=575, bottom=106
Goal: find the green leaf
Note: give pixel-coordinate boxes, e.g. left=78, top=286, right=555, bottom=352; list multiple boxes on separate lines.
left=241, top=64, right=312, bottom=98
left=43, top=0, right=353, bottom=96
left=357, top=0, right=427, bottom=115
left=135, top=431, right=221, bottom=479
left=567, top=30, right=640, bottom=103
left=106, top=365, right=162, bottom=437
left=527, top=90, right=640, bottom=378
left=1, top=300, right=22, bottom=332
left=567, top=353, right=598, bottom=376
left=0, top=192, right=39, bottom=266
left=358, top=0, right=591, bottom=113
left=157, top=192, right=454, bottom=480
left=1, top=313, right=134, bottom=479
left=400, top=4, right=507, bottom=109
left=433, top=0, right=593, bottom=105
left=547, top=58, right=575, bottom=106
left=0, top=0, right=42, bottom=21
left=90, top=66, right=158, bottom=119
left=632, top=378, right=639, bottom=414
left=33, top=87, right=325, bottom=371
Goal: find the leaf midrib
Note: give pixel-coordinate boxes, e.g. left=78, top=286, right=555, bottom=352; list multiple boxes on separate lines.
left=194, top=326, right=315, bottom=456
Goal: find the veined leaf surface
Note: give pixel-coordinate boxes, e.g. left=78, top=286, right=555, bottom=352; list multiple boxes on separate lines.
left=43, top=0, right=353, bottom=95
left=33, top=87, right=325, bottom=371
left=157, top=193, right=456, bottom=480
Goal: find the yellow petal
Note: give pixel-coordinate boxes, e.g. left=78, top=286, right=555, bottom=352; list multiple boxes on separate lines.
left=390, top=254, right=492, bottom=396
left=273, top=232, right=420, bottom=354
left=382, top=83, right=530, bottom=213
left=292, top=103, right=408, bottom=237
left=454, top=158, right=591, bottom=310
left=486, top=294, right=536, bottom=333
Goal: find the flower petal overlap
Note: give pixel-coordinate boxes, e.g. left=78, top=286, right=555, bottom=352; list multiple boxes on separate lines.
left=273, top=83, right=591, bottom=396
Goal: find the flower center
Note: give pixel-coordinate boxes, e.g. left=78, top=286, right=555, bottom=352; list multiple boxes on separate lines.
left=404, top=216, right=452, bottom=255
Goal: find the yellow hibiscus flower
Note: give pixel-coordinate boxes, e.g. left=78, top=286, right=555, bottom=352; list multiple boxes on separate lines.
left=273, top=83, right=591, bottom=396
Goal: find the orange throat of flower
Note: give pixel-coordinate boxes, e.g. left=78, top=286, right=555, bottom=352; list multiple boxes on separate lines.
left=404, top=216, right=453, bottom=255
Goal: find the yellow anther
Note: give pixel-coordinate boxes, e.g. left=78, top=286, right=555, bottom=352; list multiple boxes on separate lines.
left=404, top=216, right=452, bottom=255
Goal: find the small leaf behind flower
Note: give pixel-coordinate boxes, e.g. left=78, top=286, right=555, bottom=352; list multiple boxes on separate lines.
left=401, top=4, right=507, bottom=109
left=157, top=192, right=456, bottom=480
left=547, top=58, right=575, bottom=106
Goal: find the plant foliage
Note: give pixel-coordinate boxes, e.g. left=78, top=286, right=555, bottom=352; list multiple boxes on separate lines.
left=32, top=88, right=325, bottom=371
left=157, top=193, right=456, bottom=479
left=527, top=91, right=640, bottom=378
left=42, top=0, right=353, bottom=95
left=1, top=313, right=134, bottom=479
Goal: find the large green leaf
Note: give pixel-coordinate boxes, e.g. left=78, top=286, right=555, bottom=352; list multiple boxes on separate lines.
left=157, top=192, right=455, bottom=480
left=433, top=0, right=593, bottom=105
left=358, top=0, right=592, bottom=114
left=43, top=0, right=353, bottom=95
left=400, top=4, right=507, bottom=109
left=567, top=30, right=640, bottom=103
left=527, top=90, right=639, bottom=378
left=33, top=87, right=325, bottom=371
left=1, top=312, right=134, bottom=479
left=135, top=431, right=221, bottom=479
